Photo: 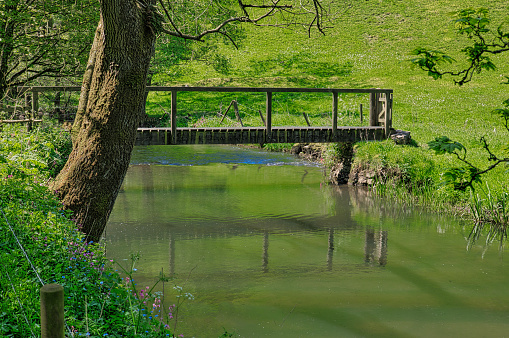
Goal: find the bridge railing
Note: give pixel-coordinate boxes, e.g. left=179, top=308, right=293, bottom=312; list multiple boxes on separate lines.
left=14, top=86, right=393, bottom=141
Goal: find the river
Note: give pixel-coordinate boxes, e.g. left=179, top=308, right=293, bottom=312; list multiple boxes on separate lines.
left=105, top=145, right=509, bottom=338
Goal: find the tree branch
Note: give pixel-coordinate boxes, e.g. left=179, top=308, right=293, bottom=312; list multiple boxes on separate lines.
left=157, top=0, right=330, bottom=43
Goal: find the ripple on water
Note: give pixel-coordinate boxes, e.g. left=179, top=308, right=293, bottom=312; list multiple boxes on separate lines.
left=130, top=144, right=321, bottom=167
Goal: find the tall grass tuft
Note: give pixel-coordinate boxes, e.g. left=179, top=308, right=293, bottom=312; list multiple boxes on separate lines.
left=470, top=184, right=509, bottom=226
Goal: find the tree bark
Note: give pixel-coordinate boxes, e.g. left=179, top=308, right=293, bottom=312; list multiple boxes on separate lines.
left=51, top=0, right=157, bottom=242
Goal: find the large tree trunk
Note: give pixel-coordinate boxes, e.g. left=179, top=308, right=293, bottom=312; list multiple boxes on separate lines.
left=51, top=0, right=157, bottom=242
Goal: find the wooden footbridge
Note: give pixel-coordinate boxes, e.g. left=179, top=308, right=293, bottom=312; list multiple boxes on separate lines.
left=10, top=86, right=393, bottom=145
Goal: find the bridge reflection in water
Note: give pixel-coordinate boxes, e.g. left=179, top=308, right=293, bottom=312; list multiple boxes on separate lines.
left=106, top=162, right=390, bottom=278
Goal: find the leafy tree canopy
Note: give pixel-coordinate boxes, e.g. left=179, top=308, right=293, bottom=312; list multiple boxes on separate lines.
left=0, top=0, right=99, bottom=99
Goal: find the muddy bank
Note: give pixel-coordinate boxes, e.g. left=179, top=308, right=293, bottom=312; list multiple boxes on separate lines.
left=290, top=130, right=412, bottom=186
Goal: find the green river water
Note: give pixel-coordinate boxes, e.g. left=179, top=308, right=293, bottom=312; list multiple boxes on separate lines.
left=105, top=145, right=509, bottom=338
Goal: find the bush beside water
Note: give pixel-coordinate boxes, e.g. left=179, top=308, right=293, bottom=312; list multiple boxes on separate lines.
left=0, top=124, right=188, bottom=337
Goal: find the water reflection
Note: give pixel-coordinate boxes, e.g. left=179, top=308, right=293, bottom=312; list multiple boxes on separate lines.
left=108, top=164, right=378, bottom=276
left=106, top=146, right=509, bottom=338
left=327, top=228, right=334, bottom=271
left=262, top=231, right=269, bottom=273
left=364, top=228, right=388, bottom=266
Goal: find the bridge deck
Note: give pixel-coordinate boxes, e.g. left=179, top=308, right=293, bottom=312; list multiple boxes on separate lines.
left=135, top=126, right=388, bottom=145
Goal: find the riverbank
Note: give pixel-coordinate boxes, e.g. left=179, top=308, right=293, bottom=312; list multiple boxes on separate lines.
left=287, top=136, right=507, bottom=229
left=0, top=123, right=186, bottom=337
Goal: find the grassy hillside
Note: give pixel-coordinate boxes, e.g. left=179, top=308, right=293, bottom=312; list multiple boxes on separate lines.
left=147, top=0, right=508, bottom=217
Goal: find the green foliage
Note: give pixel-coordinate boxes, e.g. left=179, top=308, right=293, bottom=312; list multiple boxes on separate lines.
left=410, top=7, right=506, bottom=85
left=0, top=124, right=194, bottom=337
left=0, top=0, right=99, bottom=96
left=454, top=8, right=491, bottom=37
left=428, top=136, right=466, bottom=155
left=410, top=49, right=455, bottom=80
left=0, top=123, right=72, bottom=178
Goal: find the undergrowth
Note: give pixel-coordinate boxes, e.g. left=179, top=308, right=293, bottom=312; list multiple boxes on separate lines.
left=0, top=124, right=191, bottom=337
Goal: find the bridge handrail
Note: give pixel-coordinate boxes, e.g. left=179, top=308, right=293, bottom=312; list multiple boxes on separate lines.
left=17, top=85, right=392, bottom=94
left=16, top=86, right=393, bottom=140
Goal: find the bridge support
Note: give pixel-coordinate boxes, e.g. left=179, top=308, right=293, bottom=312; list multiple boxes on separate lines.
left=369, top=91, right=392, bottom=138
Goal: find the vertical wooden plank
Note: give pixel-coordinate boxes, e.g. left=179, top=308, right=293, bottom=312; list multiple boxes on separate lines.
left=158, top=129, right=165, bottom=145
left=266, top=92, right=272, bottom=141
left=32, top=90, right=39, bottom=116
left=151, top=130, right=159, bottom=145
left=369, top=92, right=379, bottom=127
left=332, top=91, right=338, bottom=133
left=25, top=92, right=32, bottom=131
left=171, top=90, right=177, bottom=144
left=360, top=103, right=363, bottom=123
left=385, top=91, right=393, bottom=137
left=24, top=91, right=31, bottom=113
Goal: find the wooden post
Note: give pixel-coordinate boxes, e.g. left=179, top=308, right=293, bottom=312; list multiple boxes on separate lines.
left=266, top=92, right=272, bottom=141
left=24, top=92, right=32, bottom=131
left=385, top=91, right=393, bottom=137
left=32, top=90, right=39, bottom=116
left=30, top=90, right=38, bottom=131
left=40, top=284, right=64, bottom=338
left=219, top=100, right=235, bottom=124
left=369, top=92, right=379, bottom=127
left=233, top=100, right=243, bottom=127
left=303, top=113, right=311, bottom=127
left=171, top=90, right=177, bottom=144
left=258, top=110, right=266, bottom=126
left=332, top=91, right=338, bottom=134
left=24, top=92, right=31, bottom=113
left=360, top=103, right=363, bottom=123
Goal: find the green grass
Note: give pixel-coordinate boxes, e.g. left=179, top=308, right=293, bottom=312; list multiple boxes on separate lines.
left=144, top=0, right=508, bottom=219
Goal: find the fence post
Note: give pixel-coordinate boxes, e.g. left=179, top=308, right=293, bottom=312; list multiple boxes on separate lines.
left=384, top=91, right=393, bottom=137
left=233, top=100, right=243, bottom=127
left=369, top=91, right=380, bottom=127
left=332, top=91, right=338, bottom=134
left=40, top=284, right=64, bottom=338
left=266, top=92, right=272, bottom=142
left=171, top=90, right=177, bottom=145
left=24, top=92, right=32, bottom=131
left=31, top=89, right=39, bottom=117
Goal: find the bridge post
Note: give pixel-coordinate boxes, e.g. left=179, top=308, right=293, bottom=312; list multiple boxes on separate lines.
left=369, top=92, right=380, bottom=127
left=384, top=91, right=393, bottom=137
left=266, top=92, right=272, bottom=142
left=171, top=90, right=177, bottom=144
left=332, top=91, right=338, bottom=134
